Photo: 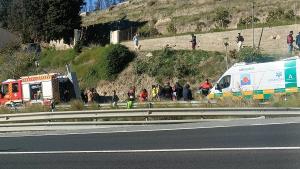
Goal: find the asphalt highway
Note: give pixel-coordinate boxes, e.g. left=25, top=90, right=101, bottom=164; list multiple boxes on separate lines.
left=1, top=122, right=300, bottom=169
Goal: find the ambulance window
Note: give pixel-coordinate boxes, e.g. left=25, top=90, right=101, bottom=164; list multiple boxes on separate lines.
left=219, top=75, right=231, bottom=89
left=12, top=83, right=19, bottom=93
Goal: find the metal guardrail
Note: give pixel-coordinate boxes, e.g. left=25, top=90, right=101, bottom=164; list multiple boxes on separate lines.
left=0, top=107, right=300, bottom=124
left=55, top=101, right=209, bottom=110
left=0, top=107, right=299, bottom=132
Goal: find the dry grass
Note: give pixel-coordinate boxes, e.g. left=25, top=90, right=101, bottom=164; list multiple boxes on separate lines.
left=82, top=0, right=300, bottom=34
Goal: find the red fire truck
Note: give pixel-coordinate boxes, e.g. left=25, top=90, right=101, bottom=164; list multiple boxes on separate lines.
left=0, top=72, right=80, bottom=106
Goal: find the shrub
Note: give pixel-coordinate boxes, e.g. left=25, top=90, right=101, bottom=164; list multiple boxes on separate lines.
left=147, top=0, right=156, bottom=6
left=266, top=7, right=285, bottom=23
left=74, top=40, right=84, bottom=53
left=73, top=44, right=135, bottom=88
left=70, top=100, right=84, bottom=110
left=266, top=8, right=295, bottom=23
left=284, top=9, right=295, bottom=20
left=213, top=7, right=231, bottom=28
left=138, top=24, right=160, bottom=37
left=134, top=58, right=148, bottom=75
left=167, top=22, right=177, bottom=34
left=105, top=44, right=135, bottom=78
left=0, top=51, right=35, bottom=80
left=238, top=47, right=262, bottom=63
left=238, top=47, right=275, bottom=63
left=237, top=16, right=260, bottom=27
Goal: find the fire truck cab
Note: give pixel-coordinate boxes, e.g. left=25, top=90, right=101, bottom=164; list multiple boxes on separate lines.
left=0, top=79, right=22, bottom=105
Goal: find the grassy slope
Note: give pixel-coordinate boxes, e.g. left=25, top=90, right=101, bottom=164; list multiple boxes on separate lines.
left=40, top=45, right=136, bottom=89
left=97, top=49, right=229, bottom=100
left=39, top=46, right=229, bottom=99
left=40, top=46, right=109, bottom=88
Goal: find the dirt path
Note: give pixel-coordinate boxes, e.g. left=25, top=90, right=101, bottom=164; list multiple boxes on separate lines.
left=122, top=24, right=300, bottom=55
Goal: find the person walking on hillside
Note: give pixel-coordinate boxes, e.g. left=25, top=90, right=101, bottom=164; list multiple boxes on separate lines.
left=287, top=31, right=294, bottom=54
left=199, top=79, right=213, bottom=97
left=296, top=32, right=300, bottom=50
left=133, top=33, right=141, bottom=50
left=190, top=34, right=197, bottom=50
left=236, top=33, right=244, bottom=52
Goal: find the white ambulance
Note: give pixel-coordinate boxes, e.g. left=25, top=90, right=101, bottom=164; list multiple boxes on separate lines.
left=208, top=57, right=300, bottom=100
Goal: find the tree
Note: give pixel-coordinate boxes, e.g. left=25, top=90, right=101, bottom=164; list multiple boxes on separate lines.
left=45, top=0, right=84, bottom=44
left=3, top=0, right=83, bottom=43
left=5, top=0, right=48, bottom=43
left=0, top=0, right=11, bottom=27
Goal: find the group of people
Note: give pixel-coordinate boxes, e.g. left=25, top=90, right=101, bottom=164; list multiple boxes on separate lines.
left=126, top=79, right=214, bottom=103
left=81, top=88, right=101, bottom=103
left=78, top=79, right=214, bottom=109
left=127, top=82, right=193, bottom=103
left=287, top=31, right=300, bottom=54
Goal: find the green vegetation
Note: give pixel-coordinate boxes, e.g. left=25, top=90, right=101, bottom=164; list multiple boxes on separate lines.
left=36, top=44, right=135, bottom=89
left=40, top=48, right=77, bottom=69
left=237, top=16, right=260, bottom=28
left=271, top=93, right=300, bottom=107
left=72, top=44, right=135, bottom=88
left=238, top=47, right=275, bottom=63
left=167, top=21, right=177, bottom=34
left=238, top=7, right=299, bottom=29
left=134, top=49, right=226, bottom=83
left=266, top=7, right=296, bottom=23
left=0, top=43, right=36, bottom=80
left=213, top=7, right=231, bottom=28
left=138, top=21, right=160, bottom=38
left=0, top=0, right=83, bottom=43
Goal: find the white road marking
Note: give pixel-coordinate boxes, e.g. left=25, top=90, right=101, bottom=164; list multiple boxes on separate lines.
left=0, top=120, right=300, bottom=138
left=1, top=147, right=300, bottom=155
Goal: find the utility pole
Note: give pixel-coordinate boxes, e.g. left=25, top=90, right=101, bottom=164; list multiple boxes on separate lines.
left=295, top=2, right=297, bottom=25
left=252, top=1, right=255, bottom=48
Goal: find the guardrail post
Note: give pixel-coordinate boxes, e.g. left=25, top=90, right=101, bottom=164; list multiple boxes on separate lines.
left=148, top=103, right=153, bottom=108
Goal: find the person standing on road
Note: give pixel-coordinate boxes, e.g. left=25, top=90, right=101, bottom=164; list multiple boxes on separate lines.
left=287, top=31, right=294, bottom=54
left=190, top=34, right=197, bottom=50
left=199, top=79, right=213, bottom=97
left=162, top=82, right=173, bottom=100
left=151, top=85, right=159, bottom=101
left=87, top=89, right=93, bottom=103
left=296, top=32, right=300, bottom=50
left=236, top=33, right=244, bottom=52
left=139, top=89, right=148, bottom=102
left=183, top=83, right=193, bottom=101
left=112, top=90, right=119, bottom=108
left=174, top=82, right=183, bottom=100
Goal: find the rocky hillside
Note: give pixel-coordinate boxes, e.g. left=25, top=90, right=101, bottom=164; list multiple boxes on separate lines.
left=82, top=0, right=300, bottom=34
